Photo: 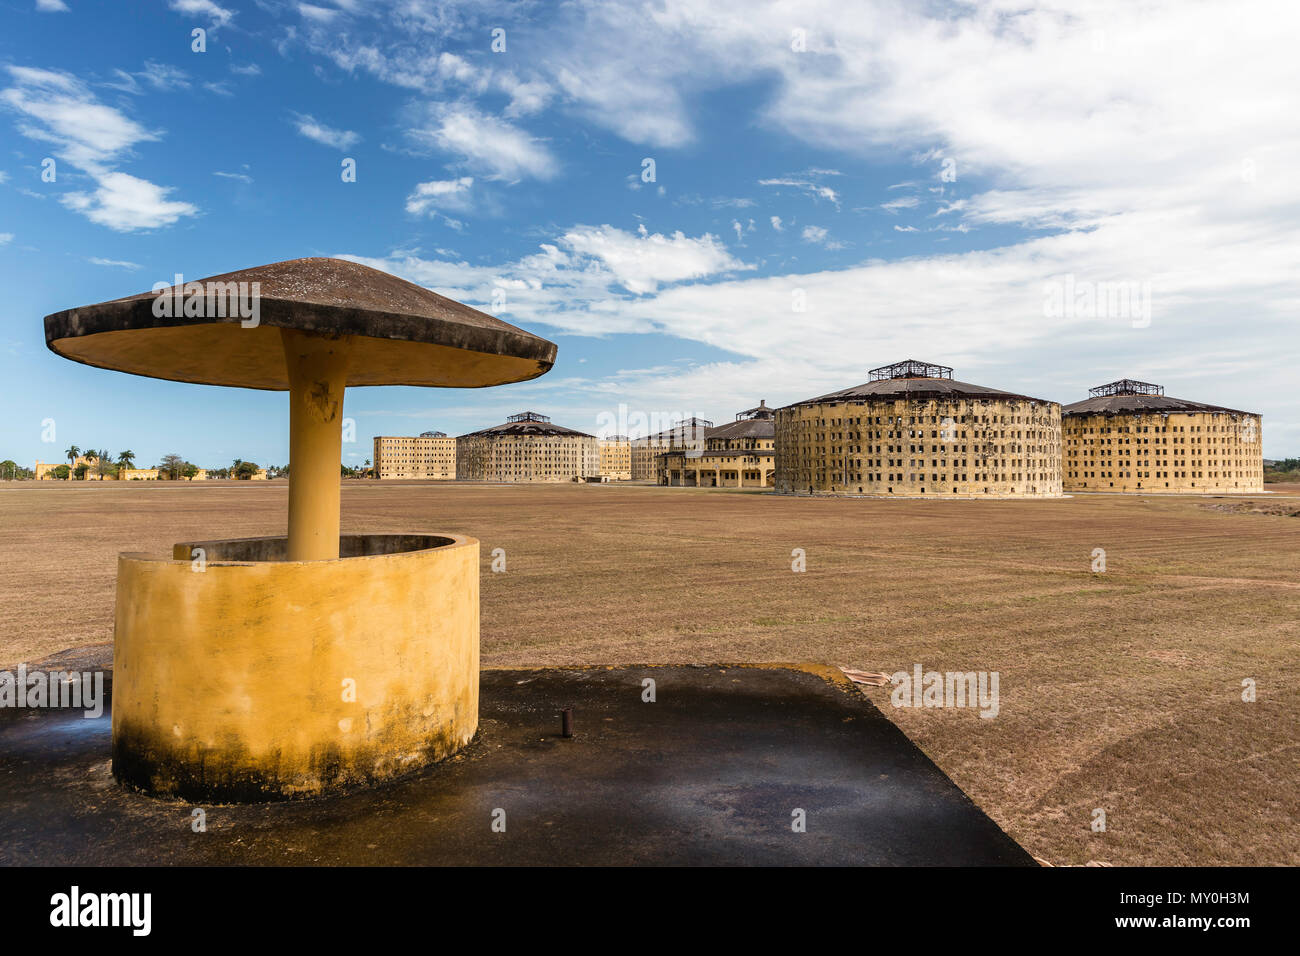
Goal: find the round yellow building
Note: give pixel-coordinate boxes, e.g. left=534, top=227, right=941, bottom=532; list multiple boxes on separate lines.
left=456, top=411, right=600, bottom=482
left=775, top=360, right=1062, bottom=497
left=1062, top=379, right=1262, bottom=493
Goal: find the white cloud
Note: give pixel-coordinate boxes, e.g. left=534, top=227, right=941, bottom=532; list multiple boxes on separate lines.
left=560, top=224, right=751, bottom=294
left=213, top=170, right=252, bottom=183
left=168, top=0, right=234, bottom=27
left=292, top=113, right=360, bottom=149
left=499, top=74, right=552, bottom=117
left=413, top=104, right=557, bottom=181
left=769, top=216, right=782, bottom=231
left=0, top=232, right=12, bottom=243
left=106, top=61, right=191, bottom=95
left=230, top=63, right=262, bottom=76
left=2, top=66, right=157, bottom=166
left=800, top=225, right=845, bottom=249
left=62, top=172, right=198, bottom=231
left=406, top=176, right=474, bottom=216
left=0, top=66, right=197, bottom=232
left=759, top=178, right=841, bottom=207
left=36, top=0, right=69, bottom=12
left=88, top=256, right=142, bottom=269
left=881, top=196, right=920, bottom=212
left=299, top=3, right=339, bottom=22
left=193, top=0, right=1299, bottom=450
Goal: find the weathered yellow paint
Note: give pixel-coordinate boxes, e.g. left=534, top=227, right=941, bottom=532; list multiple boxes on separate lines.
left=282, top=329, right=352, bottom=560
left=112, top=534, right=479, bottom=800
left=1062, top=410, right=1263, bottom=493
left=776, top=396, right=1063, bottom=497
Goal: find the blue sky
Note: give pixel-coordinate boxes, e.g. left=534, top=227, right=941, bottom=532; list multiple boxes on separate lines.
left=1, top=0, right=1296, bottom=469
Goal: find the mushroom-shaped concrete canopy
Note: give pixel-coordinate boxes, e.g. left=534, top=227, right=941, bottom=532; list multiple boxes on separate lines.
left=44, top=258, right=558, bottom=561
left=43, top=257, right=556, bottom=389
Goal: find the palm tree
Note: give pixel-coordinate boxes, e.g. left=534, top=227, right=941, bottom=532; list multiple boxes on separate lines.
left=65, top=445, right=80, bottom=480
left=117, top=450, right=135, bottom=470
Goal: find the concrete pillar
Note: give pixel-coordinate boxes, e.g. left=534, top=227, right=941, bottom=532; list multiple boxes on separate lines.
left=282, top=329, right=353, bottom=561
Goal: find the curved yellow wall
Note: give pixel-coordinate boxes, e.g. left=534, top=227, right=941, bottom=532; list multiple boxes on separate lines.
left=112, top=534, right=479, bottom=801
left=1063, top=411, right=1263, bottom=493
left=776, top=397, right=1062, bottom=497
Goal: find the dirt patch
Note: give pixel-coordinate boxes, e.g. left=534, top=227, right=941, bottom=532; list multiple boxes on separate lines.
left=2, top=480, right=1296, bottom=866
left=1201, top=500, right=1300, bottom=517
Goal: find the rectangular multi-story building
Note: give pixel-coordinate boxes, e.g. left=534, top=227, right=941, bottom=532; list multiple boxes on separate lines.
left=373, top=431, right=457, bottom=479
left=599, top=436, right=632, bottom=480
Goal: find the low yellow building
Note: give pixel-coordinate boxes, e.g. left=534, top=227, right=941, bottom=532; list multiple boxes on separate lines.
left=1063, top=379, right=1263, bottom=493
left=373, top=431, right=457, bottom=479
left=775, top=360, right=1062, bottom=497
left=35, top=456, right=92, bottom=479
left=119, top=468, right=161, bottom=481
left=662, top=401, right=776, bottom=488
left=598, top=436, right=632, bottom=481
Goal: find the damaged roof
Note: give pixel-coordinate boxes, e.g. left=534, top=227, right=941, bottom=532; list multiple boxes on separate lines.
left=706, top=418, right=775, bottom=441
left=1063, top=392, right=1258, bottom=417
left=461, top=416, right=595, bottom=438
left=783, top=376, right=1054, bottom=408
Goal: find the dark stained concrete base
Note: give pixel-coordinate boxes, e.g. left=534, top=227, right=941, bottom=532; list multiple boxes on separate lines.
left=0, top=664, right=1034, bottom=866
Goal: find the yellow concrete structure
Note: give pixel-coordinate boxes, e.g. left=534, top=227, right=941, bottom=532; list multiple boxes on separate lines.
left=35, top=456, right=92, bottom=479
left=776, top=360, right=1062, bottom=497
left=598, top=436, right=632, bottom=481
left=1063, top=379, right=1263, bottom=493
left=44, top=257, right=557, bottom=801
left=374, top=432, right=456, bottom=479
left=662, top=401, right=776, bottom=487
left=119, top=468, right=160, bottom=481
left=630, top=417, right=712, bottom=480
left=457, top=411, right=599, bottom=482
left=112, top=534, right=478, bottom=800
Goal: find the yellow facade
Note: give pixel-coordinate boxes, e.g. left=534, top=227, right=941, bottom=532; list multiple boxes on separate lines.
left=662, top=402, right=776, bottom=488
left=457, top=412, right=599, bottom=482
left=1064, top=414, right=1261, bottom=493
left=112, top=534, right=479, bottom=801
left=35, top=456, right=92, bottom=479
left=374, top=432, right=457, bottom=479
left=629, top=418, right=712, bottom=480
left=599, top=437, right=632, bottom=480
left=1063, top=380, right=1263, bottom=493
left=775, top=362, right=1062, bottom=497
left=119, top=468, right=160, bottom=481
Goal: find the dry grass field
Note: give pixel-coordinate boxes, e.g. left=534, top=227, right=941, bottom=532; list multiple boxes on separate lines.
left=2, top=479, right=1297, bottom=867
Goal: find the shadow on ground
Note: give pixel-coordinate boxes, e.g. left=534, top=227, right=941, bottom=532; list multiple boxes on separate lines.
left=0, top=663, right=1033, bottom=866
